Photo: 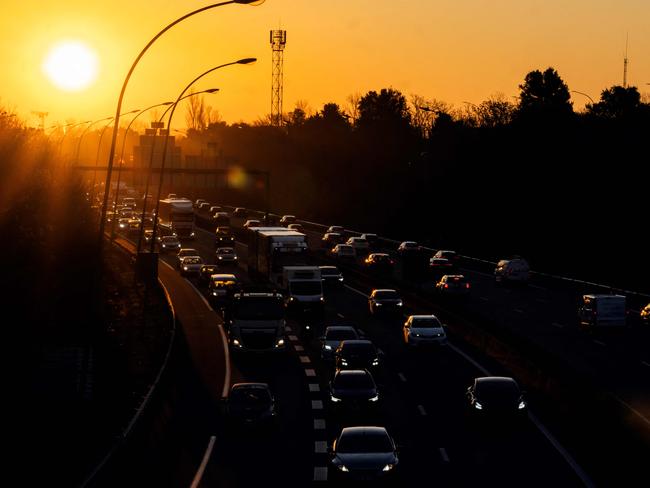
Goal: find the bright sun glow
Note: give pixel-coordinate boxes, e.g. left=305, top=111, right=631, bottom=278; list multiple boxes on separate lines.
left=43, top=41, right=98, bottom=92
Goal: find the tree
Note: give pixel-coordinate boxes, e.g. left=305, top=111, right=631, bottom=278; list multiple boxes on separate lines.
left=185, top=91, right=209, bottom=130
left=586, top=85, right=647, bottom=120
left=357, top=88, right=412, bottom=132
left=517, top=67, right=573, bottom=120
left=474, top=93, right=516, bottom=128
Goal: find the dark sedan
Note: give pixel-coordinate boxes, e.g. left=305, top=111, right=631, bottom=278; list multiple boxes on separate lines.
left=330, top=426, right=398, bottom=480
left=319, top=265, right=344, bottom=287
left=335, top=340, right=381, bottom=371
left=329, top=369, right=379, bottom=411
left=224, top=383, right=276, bottom=429
left=198, top=264, right=219, bottom=286
left=466, top=376, right=527, bottom=420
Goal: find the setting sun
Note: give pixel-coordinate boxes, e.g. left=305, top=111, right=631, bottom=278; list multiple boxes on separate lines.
left=42, top=41, right=98, bottom=92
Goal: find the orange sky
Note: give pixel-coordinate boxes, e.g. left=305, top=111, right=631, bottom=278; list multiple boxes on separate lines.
left=1, top=0, right=649, bottom=128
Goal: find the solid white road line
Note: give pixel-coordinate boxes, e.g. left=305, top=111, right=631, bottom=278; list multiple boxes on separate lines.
left=417, top=405, right=427, bottom=416
left=344, top=284, right=369, bottom=298
left=528, top=413, right=595, bottom=488
left=448, top=343, right=594, bottom=487
left=186, top=279, right=230, bottom=398
left=309, top=383, right=321, bottom=392
left=190, top=436, right=216, bottom=488
left=612, top=396, right=650, bottom=428
left=439, top=447, right=450, bottom=463
left=313, top=467, right=328, bottom=481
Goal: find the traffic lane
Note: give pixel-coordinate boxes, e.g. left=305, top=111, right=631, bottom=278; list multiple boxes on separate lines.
left=324, top=286, right=586, bottom=487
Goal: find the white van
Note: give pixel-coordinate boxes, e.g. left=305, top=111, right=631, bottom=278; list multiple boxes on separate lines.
left=494, top=258, right=530, bottom=284
left=578, top=294, right=626, bottom=328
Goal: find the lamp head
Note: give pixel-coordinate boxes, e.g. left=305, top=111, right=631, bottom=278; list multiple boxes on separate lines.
left=234, top=0, right=265, bottom=5
left=205, top=88, right=220, bottom=94
left=237, top=57, right=257, bottom=65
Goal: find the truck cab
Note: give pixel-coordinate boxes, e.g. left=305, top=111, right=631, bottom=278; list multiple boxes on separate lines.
left=282, top=266, right=324, bottom=313
left=225, top=292, right=286, bottom=352
left=578, top=294, right=626, bottom=329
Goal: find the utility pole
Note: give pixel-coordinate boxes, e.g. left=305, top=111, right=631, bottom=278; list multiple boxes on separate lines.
left=623, top=33, right=629, bottom=88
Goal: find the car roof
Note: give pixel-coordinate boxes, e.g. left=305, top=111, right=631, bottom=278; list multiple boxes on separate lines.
left=231, top=382, right=270, bottom=391
left=334, top=369, right=371, bottom=378
left=340, top=339, right=373, bottom=347
left=369, top=253, right=389, bottom=257
left=319, top=266, right=339, bottom=270
left=340, top=426, right=389, bottom=437
left=211, top=273, right=237, bottom=280
left=409, top=314, right=440, bottom=320
left=372, top=288, right=397, bottom=293
left=179, top=248, right=198, bottom=253
left=325, top=325, right=357, bottom=332
left=475, top=376, right=518, bottom=386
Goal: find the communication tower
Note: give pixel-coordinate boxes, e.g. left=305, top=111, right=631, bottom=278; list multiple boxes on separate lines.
left=270, top=30, right=287, bottom=127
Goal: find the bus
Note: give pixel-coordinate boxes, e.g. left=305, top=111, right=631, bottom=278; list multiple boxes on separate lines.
left=157, top=198, right=195, bottom=239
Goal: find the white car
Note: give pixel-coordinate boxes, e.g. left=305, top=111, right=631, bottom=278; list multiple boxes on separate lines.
left=398, top=241, right=421, bottom=253
left=243, top=219, right=261, bottom=229
left=280, top=215, right=296, bottom=226
left=346, top=236, right=369, bottom=254
left=180, top=256, right=204, bottom=276
left=321, top=325, right=360, bottom=361
left=494, top=257, right=530, bottom=284
left=176, top=248, right=200, bottom=267
left=327, top=225, right=344, bottom=234
left=287, top=223, right=304, bottom=233
left=215, top=247, right=238, bottom=264
left=330, top=244, right=356, bottom=260
left=403, top=315, right=447, bottom=346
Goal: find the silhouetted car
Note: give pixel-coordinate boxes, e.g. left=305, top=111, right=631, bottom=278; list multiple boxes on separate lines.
left=209, top=205, right=221, bottom=215
left=176, top=248, right=200, bottom=267
left=193, top=199, right=206, bottom=209
left=233, top=207, right=247, bottom=218
left=466, top=376, right=527, bottom=419
left=319, top=266, right=344, bottom=287
left=215, top=247, right=238, bottom=264
left=329, top=369, right=379, bottom=410
left=360, top=233, right=379, bottom=249
left=159, top=235, right=181, bottom=253
left=335, top=340, right=381, bottom=371
left=117, top=217, right=130, bottom=231
left=279, top=215, right=296, bottom=226
left=327, top=225, right=344, bottom=234
left=368, top=289, right=403, bottom=315
left=435, top=274, right=470, bottom=295
left=208, top=274, right=240, bottom=302
left=330, top=426, right=398, bottom=480
left=403, top=315, right=447, bottom=346
left=243, top=219, right=261, bottom=229
left=346, top=237, right=369, bottom=255
left=287, top=223, right=304, bottom=233
left=213, top=212, right=230, bottom=227
left=429, top=257, right=453, bottom=273
left=144, top=229, right=154, bottom=243
left=641, top=303, right=650, bottom=325
left=397, top=241, right=421, bottom=254
left=215, top=226, right=235, bottom=246
left=331, top=244, right=356, bottom=261
left=224, top=383, right=276, bottom=428
left=166, top=193, right=177, bottom=199
left=322, top=232, right=343, bottom=249
left=433, top=249, right=459, bottom=265
left=494, top=257, right=530, bottom=284
left=180, top=256, right=204, bottom=276
left=198, top=202, right=211, bottom=212
left=198, top=264, right=220, bottom=286
left=320, top=325, right=359, bottom=360
left=364, top=253, right=394, bottom=270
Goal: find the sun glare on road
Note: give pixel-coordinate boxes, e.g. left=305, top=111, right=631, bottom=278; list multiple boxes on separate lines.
left=42, top=41, right=98, bottom=92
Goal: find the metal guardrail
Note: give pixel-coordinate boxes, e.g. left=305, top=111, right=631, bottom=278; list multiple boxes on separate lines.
left=79, top=239, right=177, bottom=488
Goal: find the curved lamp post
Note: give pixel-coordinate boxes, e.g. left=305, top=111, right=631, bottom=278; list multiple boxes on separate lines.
left=135, top=88, right=219, bottom=252
left=571, top=90, right=595, bottom=105
left=98, top=0, right=264, bottom=251
left=75, top=117, right=113, bottom=168
left=110, top=101, right=174, bottom=239
left=57, top=120, right=91, bottom=160
left=149, top=57, right=256, bottom=253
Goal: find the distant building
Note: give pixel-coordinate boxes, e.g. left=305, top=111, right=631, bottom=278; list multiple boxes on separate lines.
left=132, top=125, right=182, bottom=188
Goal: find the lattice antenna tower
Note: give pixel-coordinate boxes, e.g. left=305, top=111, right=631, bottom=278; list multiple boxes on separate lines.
left=270, top=29, right=287, bottom=127
left=623, top=33, right=629, bottom=88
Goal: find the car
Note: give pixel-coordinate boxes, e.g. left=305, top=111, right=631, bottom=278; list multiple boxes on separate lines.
left=403, top=315, right=447, bottom=346
left=397, top=241, right=421, bottom=254
left=360, top=233, right=379, bottom=249
left=330, top=244, right=356, bottom=260
left=368, top=289, right=403, bottom=314
left=179, top=256, right=204, bottom=276
left=215, top=247, right=238, bottom=264
left=327, top=225, right=345, bottom=234
left=287, top=223, right=304, bottom=233
left=194, top=198, right=207, bottom=209
left=466, top=376, right=527, bottom=419
left=494, top=257, right=530, bottom=284
left=198, top=202, right=211, bottom=212
left=117, top=217, right=130, bottom=230
left=320, top=325, right=359, bottom=360
left=433, top=249, right=459, bottom=265
left=198, top=264, right=220, bottom=286
left=322, top=232, right=343, bottom=249
left=167, top=193, right=177, bottom=199
left=144, top=229, right=154, bottom=243
left=176, top=248, right=200, bottom=267
left=223, top=383, right=276, bottom=428
left=364, top=253, right=394, bottom=270
left=209, top=205, right=221, bottom=215
left=346, top=236, right=370, bottom=254
left=319, top=266, right=344, bottom=287
left=435, top=274, right=471, bottom=295
left=429, top=257, right=453, bottom=274
left=329, top=369, right=379, bottom=410
left=330, top=426, right=398, bottom=480
left=243, top=219, right=261, bottom=229
left=208, top=273, right=241, bottom=302
left=279, top=215, right=296, bottom=226
left=233, top=207, right=247, bottom=218
left=213, top=212, right=230, bottom=227
left=126, top=218, right=141, bottom=234
left=159, top=235, right=181, bottom=253
left=641, top=303, right=650, bottom=325
left=335, top=339, right=381, bottom=371
left=215, top=226, right=235, bottom=246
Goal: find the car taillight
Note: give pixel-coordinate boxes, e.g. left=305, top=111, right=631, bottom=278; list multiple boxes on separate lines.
left=444, top=284, right=449, bottom=289
left=466, top=283, right=470, bottom=289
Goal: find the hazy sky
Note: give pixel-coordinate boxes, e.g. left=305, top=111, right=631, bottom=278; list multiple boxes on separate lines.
left=1, top=0, right=648, bottom=128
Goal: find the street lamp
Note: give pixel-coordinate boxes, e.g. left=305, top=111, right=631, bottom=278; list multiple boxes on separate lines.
left=75, top=117, right=113, bottom=168
left=110, top=101, right=174, bottom=240
left=135, top=88, right=220, bottom=253
left=98, top=0, right=264, bottom=253
left=149, top=57, right=256, bottom=253
left=571, top=90, right=595, bottom=105
left=57, top=120, right=92, bottom=160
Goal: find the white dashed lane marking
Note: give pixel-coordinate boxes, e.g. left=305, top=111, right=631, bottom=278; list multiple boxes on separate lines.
left=313, top=467, right=328, bottom=481
left=641, top=361, right=650, bottom=368
left=288, top=335, right=299, bottom=342
left=285, top=326, right=293, bottom=332
left=552, top=322, right=565, bottom=328
left=314, top=419, right=326, bottom=430
left=398, top=373, right=407, bottom=382
left=439, top=448, right=450, bottom=463
left=312, top=400, right=324, bottom=410
left=337, top=313, right=345, bottom=319
left=514, top=308, right=525, bottom=314
left=314, top=441, right=328, bottom=454
left=418, top=405, right=427, bottom=416
left=593, top=340, right=607, bottom=346
left=309, top=383, right=321, bottom=392
left=294, top=345, right=304, bottom=352
left=305, top=369, right=317, bottom=377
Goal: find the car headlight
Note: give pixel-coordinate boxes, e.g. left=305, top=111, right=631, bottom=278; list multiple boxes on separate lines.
left=234, top=256, right=238, bottom=260
left=276, top=338, right=285, bottom=347
left=372, top=358, right=379, bottom=366
left=518, top=401, right=527, bottom=410
left=324, top=345, right=332, bottom=351
left=474, top=402, right=483, bottom=410
left=183, top=266, right=188, bottom=271
left=369, top=394, right=379, bottom=402
left=397, top=301, right=403, bottom=307
left=213, top=291, right=218, bottom=296
left=330, top=395, right=342, bottom=403
left=375, top=303, right=382, bottom=307
left=382, top=464, right=395, bottom=472
left=232, top=339, right=241, bottom=347
left=218, top=256, right=223, bottom=260
left=340, top=359, right=348, bottom=366
left=338, top=465, right=349, bottom=472
left=320, top=296, right=325, bottom=302
left=338, top=277, right=344, bottom=282
left=190, top=232, right=195, bottom=237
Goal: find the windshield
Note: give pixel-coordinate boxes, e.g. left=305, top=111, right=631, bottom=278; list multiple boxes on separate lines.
left=475, top=380, right=520, bottom=403
left=337, top=431, right=393, bottom=453
left=320, top=268, right=340, bottom=276
left=232, top=297, right=284, bottom=320
left=334, top=372, right=375, bottom=389
left=326, top=329, right=358, bottom=341
left=374, top=290, right=399, bottom=299
left=217, top=248, right=234, bottom=255
left=183, top=257, right=202, bottom=265
left=289, top=281, right=322, bottom=295
left=230, top=387, right=271, bottom=408
left=412, top=317, right=442, bottom=328
left=162, top=237, right=178, bottom=243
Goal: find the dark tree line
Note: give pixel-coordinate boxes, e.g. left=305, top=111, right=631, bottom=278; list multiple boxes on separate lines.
left=179, top=69, right=649, bottom=290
